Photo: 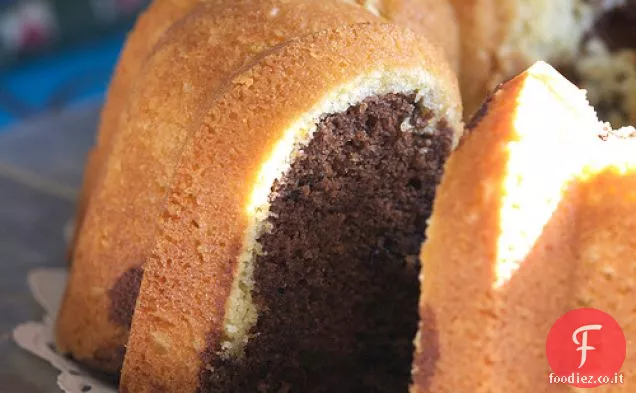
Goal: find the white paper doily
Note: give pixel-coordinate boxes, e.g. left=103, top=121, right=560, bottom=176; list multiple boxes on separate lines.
left=13, top=268, right=118, bottom=393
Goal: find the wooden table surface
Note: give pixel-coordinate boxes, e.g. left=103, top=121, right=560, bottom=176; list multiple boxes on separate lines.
left=0, top=101, right=98, bottom=393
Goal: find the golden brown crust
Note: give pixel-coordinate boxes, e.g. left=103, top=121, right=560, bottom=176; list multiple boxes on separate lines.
left=120, top=22, right=460, bottom=393
left=56, top=0, right=381, bottom=374
left=70, top=0, right=202, bottom=257
left=377, top=0, right=461, bottom=73
left=448, top=0, right=504, bottom=118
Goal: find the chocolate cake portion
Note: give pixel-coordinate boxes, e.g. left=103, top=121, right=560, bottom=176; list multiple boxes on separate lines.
left=109, top=265, right=144, bottom=328
left=589, top=2, right=636, bottom=53
left=559, top=2, right=636, bottom=126
left=199, top=93, right=454, bottom=392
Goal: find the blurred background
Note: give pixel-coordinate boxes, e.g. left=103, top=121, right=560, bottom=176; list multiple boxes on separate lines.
left=0, top=1, right=149, bottom=391
left=0, top=0, right=149, bottom=128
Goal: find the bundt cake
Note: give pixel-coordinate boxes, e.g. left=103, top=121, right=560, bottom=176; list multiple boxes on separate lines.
left=450, top=0, right=636, bottom=128
left=70, top=0, right=461, bottom=256
left=56, top=0, right=380, bottom=373
left=417, top=61, right=635, bottom=392
left=117, top=22, right=461, bottom=393
left=57, top=0, right=464, bottom=379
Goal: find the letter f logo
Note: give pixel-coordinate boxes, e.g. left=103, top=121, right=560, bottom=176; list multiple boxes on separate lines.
left=546, top=309, right=625, bottom=388
left=573, top=324, right=603, bottom=368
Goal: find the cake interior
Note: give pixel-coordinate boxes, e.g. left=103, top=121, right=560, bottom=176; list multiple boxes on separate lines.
left=199, top=93, right=454, bottom=392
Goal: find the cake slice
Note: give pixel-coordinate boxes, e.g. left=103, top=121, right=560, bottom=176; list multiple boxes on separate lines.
left=416, top=60, right=636, bottom=392
left=55, top=0, right=380, bottom=374
left=120, top=22, right=462, bottom=393
left=415, top=61, right=601, bottom=392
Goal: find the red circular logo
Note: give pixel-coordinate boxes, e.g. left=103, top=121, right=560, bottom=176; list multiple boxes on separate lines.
left=546, top=308, right=626, bottom=388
